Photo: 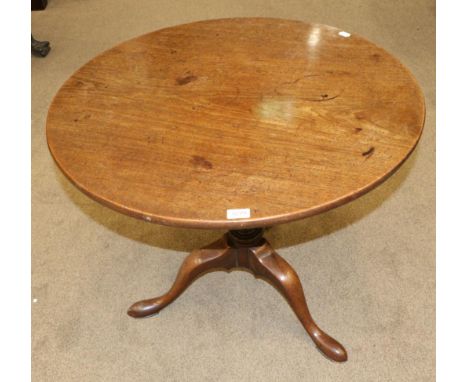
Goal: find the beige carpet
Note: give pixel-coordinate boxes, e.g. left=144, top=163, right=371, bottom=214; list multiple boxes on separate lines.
left=32, top=1, right=435, bottom=381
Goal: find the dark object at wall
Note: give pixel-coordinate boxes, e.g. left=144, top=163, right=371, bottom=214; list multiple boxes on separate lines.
left=31, top=35, right=50, bottom=57
left=32, top=0, right=48, bottom=11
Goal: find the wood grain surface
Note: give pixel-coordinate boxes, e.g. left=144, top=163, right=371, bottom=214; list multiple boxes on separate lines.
left=46, top=18, right=425, bottom=229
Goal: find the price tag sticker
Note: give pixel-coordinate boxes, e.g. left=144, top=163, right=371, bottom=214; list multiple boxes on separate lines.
left=226, top=208, right=251, bottom=219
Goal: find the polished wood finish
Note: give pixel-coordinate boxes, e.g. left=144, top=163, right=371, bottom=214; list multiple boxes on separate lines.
left=46, top=18, right=425, bottom=362
left=46, top=18, right=425, bottom=229
left=128, top=230, right=347, bottom=362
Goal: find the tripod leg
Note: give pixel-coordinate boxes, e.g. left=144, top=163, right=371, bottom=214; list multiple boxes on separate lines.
left=128, top=237, right=235, bottom=318
left=247, top=242, right=347, bottom=362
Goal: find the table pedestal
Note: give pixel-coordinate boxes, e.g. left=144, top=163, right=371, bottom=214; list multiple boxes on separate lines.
left=128, top=228, right=347, bottom=362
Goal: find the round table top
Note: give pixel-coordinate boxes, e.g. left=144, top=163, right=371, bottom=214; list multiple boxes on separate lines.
left=47, top=18, right=425, bottom=229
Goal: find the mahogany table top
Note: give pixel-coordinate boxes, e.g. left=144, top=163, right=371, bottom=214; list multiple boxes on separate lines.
left=46, top=18, right=425, bottom=229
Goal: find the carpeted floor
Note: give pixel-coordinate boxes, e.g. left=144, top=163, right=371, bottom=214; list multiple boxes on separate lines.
left=32, top=1, right=435, bottom=381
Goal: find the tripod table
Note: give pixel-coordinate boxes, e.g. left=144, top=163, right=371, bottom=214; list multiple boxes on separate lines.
left=46, top=18, right=425, bottom=362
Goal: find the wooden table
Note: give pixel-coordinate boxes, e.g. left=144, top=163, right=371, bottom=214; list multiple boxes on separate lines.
left=46, top=18, right=425, bottom=362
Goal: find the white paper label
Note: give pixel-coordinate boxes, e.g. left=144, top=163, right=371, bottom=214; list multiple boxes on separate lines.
left=226, top=208, right=251, bottom=219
